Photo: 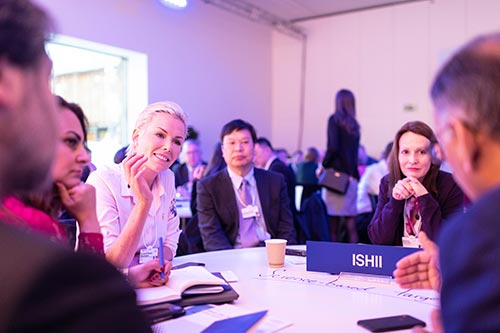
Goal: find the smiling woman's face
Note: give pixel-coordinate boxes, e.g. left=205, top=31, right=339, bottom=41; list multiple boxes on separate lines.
left=398, top=131, right=432, bottom=181
left=133, top=113, right=186, bottom=173
left=51, top=108, right=89, bottom=189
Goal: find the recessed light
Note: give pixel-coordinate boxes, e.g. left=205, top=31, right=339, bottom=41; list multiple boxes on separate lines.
left=159, top=0, right=187, bottom=9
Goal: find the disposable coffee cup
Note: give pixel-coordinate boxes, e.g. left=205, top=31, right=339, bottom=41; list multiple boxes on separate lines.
left=265, top=239, right=287, bottom=268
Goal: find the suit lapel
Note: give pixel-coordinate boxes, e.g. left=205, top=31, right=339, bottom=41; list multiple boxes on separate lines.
left=220, top=169, right=239, bottom=222
left=254, top=169, right=270, bottom=224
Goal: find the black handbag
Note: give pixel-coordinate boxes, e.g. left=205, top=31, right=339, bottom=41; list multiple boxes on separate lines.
left=318, top=169, right=350, bottom=194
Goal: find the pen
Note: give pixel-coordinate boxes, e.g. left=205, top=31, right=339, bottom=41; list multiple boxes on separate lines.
left=159, top=237, right=165, bottom=279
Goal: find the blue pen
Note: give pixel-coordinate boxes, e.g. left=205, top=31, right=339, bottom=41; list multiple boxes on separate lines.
left=159, top=237, right=165, bottom=279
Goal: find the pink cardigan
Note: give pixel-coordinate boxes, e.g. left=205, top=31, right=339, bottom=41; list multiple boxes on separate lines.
left=0, top=196, right=104, bottom=255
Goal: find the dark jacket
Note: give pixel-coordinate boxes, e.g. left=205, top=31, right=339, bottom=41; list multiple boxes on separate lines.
left=439, top=186, right=500, bottom=332
left=0, top=223, right=151, bottom=332
left=268, top=158, right=296, bottom=215
left=368, top=171, right=464, bottom=245
left=322, top=112, right=360, bottom=179
left=173, top=162, right=207, bottom=187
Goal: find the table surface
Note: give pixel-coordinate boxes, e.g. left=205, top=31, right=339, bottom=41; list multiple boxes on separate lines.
left=167, top=245, right=438, bottom=333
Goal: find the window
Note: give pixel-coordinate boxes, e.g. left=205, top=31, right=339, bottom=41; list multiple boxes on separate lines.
left=47, top=35, right=147, bottom=167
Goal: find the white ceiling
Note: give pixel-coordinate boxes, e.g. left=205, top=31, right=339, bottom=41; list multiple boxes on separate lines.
left=239, top=0, right=426, bottom=22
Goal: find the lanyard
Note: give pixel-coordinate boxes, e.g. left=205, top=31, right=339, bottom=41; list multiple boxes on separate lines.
left=405, top=197, right=421, bottom=236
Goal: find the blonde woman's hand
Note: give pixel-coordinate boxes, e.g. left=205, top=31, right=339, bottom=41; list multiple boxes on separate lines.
left=128, top=259, right=172, bottom=289
left=123, top=153, right=153, bottom=204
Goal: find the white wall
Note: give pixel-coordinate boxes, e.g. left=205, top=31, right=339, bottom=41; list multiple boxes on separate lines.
left=272, top=0, right=500, bottom=158
left=36, top=0, right=273, bottom=159
left=35, top=0, right=500, bottom=159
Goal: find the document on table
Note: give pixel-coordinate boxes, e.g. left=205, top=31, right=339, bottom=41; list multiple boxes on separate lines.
left=256, top=267, right=439, bottom=307
left=152, top=303, right=292, bottom=333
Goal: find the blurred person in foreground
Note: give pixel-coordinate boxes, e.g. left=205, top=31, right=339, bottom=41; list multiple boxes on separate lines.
left=0, top=0, right=151, bottom=331
left=394, top=32, right=500, bottom=333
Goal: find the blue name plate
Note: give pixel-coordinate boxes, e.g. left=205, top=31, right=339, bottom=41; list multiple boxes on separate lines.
left=306, top=241, right=421, bottom=277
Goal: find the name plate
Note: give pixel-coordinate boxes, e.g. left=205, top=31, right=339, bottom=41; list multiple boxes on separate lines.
left=306, top=241, right=421, bottom=277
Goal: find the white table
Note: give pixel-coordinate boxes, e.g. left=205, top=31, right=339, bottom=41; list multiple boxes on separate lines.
left=169, top=246, right=438, bottom=332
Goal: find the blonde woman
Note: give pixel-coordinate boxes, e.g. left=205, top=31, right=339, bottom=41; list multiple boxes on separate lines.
left=88, top=102, right=187, bottom=268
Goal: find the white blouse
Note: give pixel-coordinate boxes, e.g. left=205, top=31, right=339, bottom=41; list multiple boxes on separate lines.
left=87, top=163, right=180, bottom=256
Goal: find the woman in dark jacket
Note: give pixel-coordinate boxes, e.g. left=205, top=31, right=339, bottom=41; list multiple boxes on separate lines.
left=368, top=121, right=464, bottom=246
left=321, top=89, right=360, bottom=242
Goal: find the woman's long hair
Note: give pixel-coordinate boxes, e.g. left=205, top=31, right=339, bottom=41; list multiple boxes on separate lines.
left=387, top=121, right=440, bottom=198
left=334, top=89, right=360, bottom=136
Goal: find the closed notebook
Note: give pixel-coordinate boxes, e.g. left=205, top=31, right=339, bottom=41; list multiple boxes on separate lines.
left=136, top=266, right=227, bottom=306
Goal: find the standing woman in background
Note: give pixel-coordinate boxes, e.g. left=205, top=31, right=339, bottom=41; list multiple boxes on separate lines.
left=87, top=102, right=186, bottom=268
left=321, top=89, right=360, bottom=242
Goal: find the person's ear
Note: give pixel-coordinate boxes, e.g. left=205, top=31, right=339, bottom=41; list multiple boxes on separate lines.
left=132, top=128, right=140, bottom=150
left=0, top=58, right=23, bottom=111
left=449, top=118, right=480, bottom=172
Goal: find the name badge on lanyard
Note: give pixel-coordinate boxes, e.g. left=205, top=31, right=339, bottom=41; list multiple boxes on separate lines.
left=139, top=247, right=159, bottom=264
left=402, top=235, right=421, bottom=248
left=241, top=205, right=260, bottom=219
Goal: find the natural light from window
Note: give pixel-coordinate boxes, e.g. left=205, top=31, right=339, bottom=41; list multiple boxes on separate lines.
left=46, top=35, right=148, bottom=168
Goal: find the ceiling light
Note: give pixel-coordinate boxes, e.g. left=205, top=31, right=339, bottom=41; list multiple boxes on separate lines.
left=159, top=0, right=187, bottom=9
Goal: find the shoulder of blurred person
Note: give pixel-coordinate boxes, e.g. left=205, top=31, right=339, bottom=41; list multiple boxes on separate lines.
left=437, top=185, right=500, bottom=332
left=0, top=1, right=150, bottom=331
left=0, top=222, right=151, bottom=332
left=429, top=32, right=500, bottom=332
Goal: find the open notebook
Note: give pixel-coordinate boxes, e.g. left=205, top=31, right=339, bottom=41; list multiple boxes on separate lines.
left=136, top=266, right=228, bottom=306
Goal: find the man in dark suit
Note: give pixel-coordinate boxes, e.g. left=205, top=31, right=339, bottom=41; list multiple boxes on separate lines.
left=394, top=33, right=500, bottom=333
left=197, top=119, right=296, bottom=251
left=254, top=137, right=297, bottom=215
left=0, top=1, right=151, bottom=331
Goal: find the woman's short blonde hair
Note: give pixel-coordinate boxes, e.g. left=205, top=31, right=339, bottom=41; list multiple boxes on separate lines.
left=128, top=101, right=187, bottom=154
